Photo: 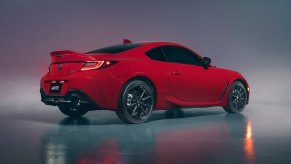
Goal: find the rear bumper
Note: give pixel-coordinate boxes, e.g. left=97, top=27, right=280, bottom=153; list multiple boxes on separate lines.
left=40, top=89, right=100, bottom=110
left=40, top=70, right=123, bottom=110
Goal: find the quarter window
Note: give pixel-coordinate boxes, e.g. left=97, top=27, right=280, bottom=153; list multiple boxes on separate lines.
left=162, top=46, right=202, bottom=66
left=145, top=47, right=166, bottom=62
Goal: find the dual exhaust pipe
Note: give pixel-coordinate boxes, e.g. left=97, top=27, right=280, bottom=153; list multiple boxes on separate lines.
left=41, top=92, right=88, bottom=107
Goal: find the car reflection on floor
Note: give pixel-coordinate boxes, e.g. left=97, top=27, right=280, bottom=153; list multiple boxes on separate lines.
left=41, top=110, right=254, bottom=164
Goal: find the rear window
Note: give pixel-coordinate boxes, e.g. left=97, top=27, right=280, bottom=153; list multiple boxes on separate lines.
left=86, top=43, right=142, bottom=54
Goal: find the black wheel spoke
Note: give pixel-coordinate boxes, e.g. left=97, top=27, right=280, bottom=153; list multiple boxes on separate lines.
left=138, top=106, right=146, bottom=119
left=142, top=96, right=151, bottom=101
left=140, top=87, right=146, bottom=98
left=127, top=103, right=136, bottom=107
left=131, top=105, right=138, bottom=116
left=141, top=102, right=150, bottom=107
left=125, top=84, right=154, bottom=121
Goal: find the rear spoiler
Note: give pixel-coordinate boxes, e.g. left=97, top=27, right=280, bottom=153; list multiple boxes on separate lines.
left=50, top=50, right=83, bottom=57
left=50, top=50, right=95, bottom=63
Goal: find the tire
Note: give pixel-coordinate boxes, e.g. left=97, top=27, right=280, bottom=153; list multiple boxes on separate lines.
left=116, top=80, right=155, bottom=124
left=58, top=105, right=88, bottom=118
left=223, top=81, right=248, bottom=113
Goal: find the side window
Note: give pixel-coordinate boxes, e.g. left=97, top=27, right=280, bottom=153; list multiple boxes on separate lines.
left=145, top=47, right=166, bottom=62
left=162, top=46, right=202, bottom=66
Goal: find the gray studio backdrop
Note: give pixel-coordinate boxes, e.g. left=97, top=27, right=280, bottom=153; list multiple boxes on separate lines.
left=0, top=0, right=290, bottom=109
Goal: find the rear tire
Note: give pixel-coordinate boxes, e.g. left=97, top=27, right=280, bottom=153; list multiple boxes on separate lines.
left=116, top=80, right=155, bottom=124
left=223, top=81, right=248, bottom=113
left=58, top=105, right=88, bottom=118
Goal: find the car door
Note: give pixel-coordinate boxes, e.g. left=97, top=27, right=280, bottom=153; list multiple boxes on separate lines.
left=162, top=46, right=225, bottom=102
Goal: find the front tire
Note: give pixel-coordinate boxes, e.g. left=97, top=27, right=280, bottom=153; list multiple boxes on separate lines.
left=223, top=81, right=248, bottom=113
left=116, top=80, right=155, bottom=124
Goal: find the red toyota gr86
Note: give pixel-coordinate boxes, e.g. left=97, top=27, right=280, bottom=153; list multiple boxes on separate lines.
left=40, top=40, right=250, bottom=123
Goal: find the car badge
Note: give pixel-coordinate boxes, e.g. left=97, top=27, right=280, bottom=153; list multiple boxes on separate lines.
left=69, top=70, right=75, bottom=74
left=57, top=64, right=63, bottom=71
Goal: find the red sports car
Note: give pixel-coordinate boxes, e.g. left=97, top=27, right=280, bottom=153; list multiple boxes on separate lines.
left=40, top=40, right=250, bottom=123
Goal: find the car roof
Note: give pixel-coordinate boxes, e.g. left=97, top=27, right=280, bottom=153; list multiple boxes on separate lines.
left=139, top=41, right=182, bottom=46
left=135, top=41, right=190, bottom=51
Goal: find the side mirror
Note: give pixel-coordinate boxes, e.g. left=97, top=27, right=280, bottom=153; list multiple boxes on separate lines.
left=202, top=57, right=211, bottom=69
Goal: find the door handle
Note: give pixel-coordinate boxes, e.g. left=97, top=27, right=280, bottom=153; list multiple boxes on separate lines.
left=171, top=71, right=181, bottom=75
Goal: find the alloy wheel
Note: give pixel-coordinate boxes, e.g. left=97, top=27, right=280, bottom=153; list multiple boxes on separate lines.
left=230, top=84, right=247, bottom=112
left=125, top=85, right=154, bottom=120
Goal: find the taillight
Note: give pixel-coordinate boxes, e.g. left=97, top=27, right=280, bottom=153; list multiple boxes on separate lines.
left=81, top=61, right=117, bottom=71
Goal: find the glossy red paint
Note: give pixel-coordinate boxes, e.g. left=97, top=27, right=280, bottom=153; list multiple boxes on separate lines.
left=40, top=41, right=249, bottom=111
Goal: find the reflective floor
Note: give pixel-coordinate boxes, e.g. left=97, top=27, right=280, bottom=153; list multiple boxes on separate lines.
left=0, top=103, right=291, bottom=164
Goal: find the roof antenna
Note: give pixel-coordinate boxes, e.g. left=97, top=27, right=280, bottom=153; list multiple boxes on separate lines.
left=123, top=39, right=132, bottom=44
